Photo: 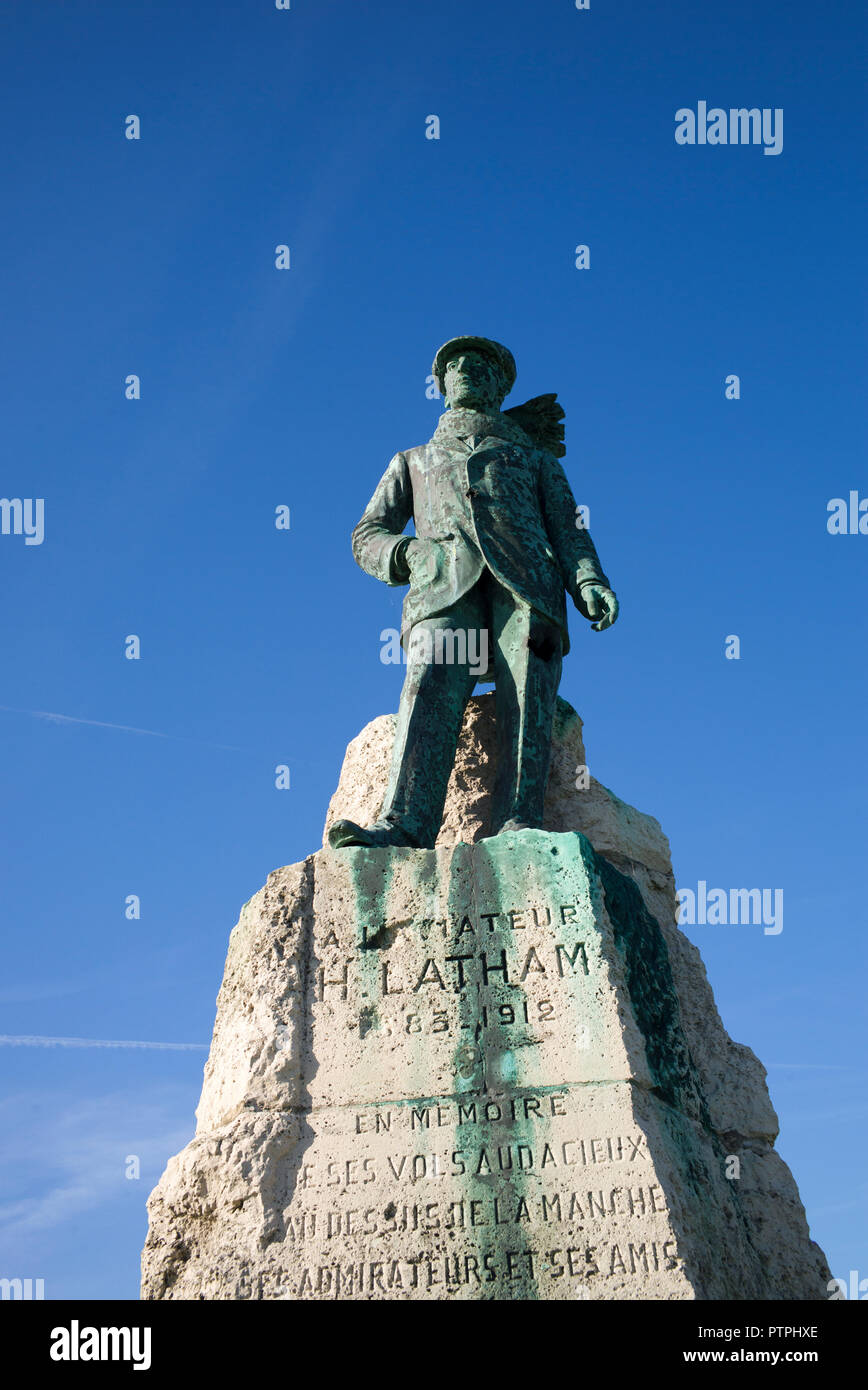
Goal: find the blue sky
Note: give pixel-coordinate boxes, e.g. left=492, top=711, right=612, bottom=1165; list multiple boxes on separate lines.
left=0, top=0, right=865, bottom=1299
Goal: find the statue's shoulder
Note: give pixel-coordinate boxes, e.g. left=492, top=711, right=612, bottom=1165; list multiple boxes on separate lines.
left=398, top=442, right=432, bottom=467
left=381, top=445, right=421, bottom=469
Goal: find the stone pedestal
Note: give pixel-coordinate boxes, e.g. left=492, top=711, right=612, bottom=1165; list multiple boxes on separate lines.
left=141, top=697, right=830, bottom=1300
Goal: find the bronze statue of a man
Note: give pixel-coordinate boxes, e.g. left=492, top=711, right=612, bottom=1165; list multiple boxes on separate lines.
left=329, top=336, right=619, bottom=850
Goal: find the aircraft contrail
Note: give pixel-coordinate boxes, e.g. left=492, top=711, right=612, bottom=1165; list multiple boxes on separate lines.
left=0, top=1034, right=207, bottom=1051
left=0, top=705, right=241, bottom=752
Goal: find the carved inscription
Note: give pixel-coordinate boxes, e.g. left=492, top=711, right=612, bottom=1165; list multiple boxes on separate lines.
left=283, top=887, right=685, bottom=1296
left=291, top=1239, right=681, bottom=1298
left=285, top=1183, right=669, bottom=1239
left=312, top=904, right=592, bottom=1008
left=298, top=1135, right=650, bottom=1190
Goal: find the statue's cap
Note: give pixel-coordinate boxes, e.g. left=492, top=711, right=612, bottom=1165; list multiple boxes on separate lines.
left=432, top=336, right=516, bottom=395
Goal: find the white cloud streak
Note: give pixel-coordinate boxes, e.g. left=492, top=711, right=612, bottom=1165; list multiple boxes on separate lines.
left=0, top=1034, right=207, bottom=1051
left=0, top=705, right=241, bottom=752
left=0, top=1087, right=196, bottom=1241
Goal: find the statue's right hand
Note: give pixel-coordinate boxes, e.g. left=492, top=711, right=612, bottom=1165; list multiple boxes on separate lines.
left=404, top=537, right=442, bottom=586
left=390, top=536, right=417, bottom=583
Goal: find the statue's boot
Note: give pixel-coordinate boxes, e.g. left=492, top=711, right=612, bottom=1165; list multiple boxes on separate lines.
left=327, top=816, right=421, bottom=850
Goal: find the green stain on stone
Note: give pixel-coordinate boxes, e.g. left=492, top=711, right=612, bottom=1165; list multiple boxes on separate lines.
left=333, top=831, right=768, bottom=1298
left=593, top=849, right=766, bottom=1291
left=594, top=852, right=706, bottom=1119
left=441, top=835, right=547, bottom=1300
left=493, top=1050, right=517, bottom=1085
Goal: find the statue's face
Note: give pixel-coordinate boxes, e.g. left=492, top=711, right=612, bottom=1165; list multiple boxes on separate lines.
left=443, top=351, right=506, bottom=411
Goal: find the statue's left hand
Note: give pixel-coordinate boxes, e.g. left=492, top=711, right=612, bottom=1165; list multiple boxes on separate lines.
left=577, top=584, right=619, bottom=632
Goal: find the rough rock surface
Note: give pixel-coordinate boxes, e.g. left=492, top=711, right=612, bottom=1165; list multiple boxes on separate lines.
left=142, top=696, right=830, bottom=1300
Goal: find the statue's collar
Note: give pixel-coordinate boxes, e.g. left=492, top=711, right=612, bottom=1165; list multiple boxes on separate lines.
left=433, top=407, right=528, bottom=447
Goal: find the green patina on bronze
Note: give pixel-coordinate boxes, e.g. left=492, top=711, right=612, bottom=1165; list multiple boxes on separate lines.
left=329, top=336, right=619, bottom=853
